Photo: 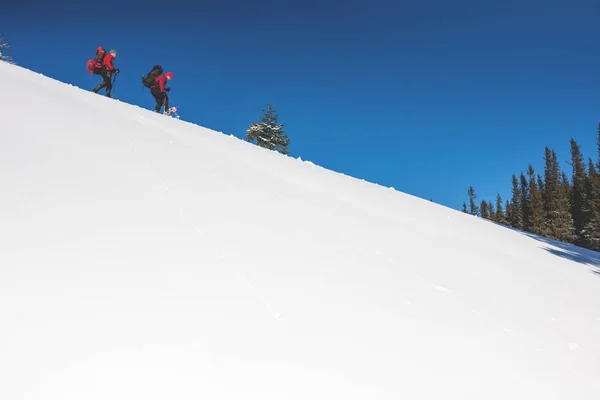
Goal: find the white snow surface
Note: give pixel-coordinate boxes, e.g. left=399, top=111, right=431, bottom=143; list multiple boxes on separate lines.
left=1, top=62, right=600, bottom=399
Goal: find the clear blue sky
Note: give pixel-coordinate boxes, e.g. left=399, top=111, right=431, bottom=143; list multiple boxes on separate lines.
left=3, top=0, right=600, bottom=210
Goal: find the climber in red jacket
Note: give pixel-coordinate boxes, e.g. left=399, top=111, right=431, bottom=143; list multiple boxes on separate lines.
left=92, top=49, right=119, bottom=97
left=150, top=71, right=173, bottom=113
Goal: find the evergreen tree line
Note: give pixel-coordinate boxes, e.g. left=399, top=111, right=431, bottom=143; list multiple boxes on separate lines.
left=463, top=124, right=600, bottom=251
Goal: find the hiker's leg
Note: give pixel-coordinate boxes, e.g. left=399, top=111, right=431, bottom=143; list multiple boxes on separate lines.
left=151, top=88, right=163, bottom=112
left=104, top=72, right=113, bottom=97
left=163, top=93, right=169, bottom=112
left=92, top=75, right=105, bottom=93
left=93, top=70, right=109, bottom=93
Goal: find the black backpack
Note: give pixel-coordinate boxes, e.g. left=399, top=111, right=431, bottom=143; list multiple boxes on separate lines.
left=141, top=65, right=163, bottom=88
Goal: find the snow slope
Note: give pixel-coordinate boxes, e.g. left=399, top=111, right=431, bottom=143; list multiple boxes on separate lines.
left=1, top=62, right=600, bottom=400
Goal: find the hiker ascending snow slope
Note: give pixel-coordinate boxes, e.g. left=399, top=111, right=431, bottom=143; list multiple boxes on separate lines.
left=142, top=65, right=174, bottom=114
left=87, top=47, right=119, bottom=97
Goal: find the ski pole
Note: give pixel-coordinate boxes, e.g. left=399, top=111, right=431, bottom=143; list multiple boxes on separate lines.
left=110, top=72, right=117, bottom=97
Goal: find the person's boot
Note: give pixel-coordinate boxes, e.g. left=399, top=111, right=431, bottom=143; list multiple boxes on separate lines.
left=91, top=84, right=102, bottom=93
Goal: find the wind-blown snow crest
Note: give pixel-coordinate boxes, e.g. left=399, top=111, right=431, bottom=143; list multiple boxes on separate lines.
left=1, top=62, right=600, bottom=399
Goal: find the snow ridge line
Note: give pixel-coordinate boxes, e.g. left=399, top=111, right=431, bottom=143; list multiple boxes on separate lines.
left=119, top=126, right=282, bottom=322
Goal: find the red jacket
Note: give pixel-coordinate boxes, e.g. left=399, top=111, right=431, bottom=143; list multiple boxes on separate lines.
left=154, top=74, right=168, bottom=92
left=103, top=54, right=115, bottom=71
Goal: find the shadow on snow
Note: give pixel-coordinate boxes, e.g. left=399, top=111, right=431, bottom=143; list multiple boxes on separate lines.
left=498, top=223, right=600, bottom=275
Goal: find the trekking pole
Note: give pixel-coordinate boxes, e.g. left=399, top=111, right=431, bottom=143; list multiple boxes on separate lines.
left=112, top=73, right=117, bottom=96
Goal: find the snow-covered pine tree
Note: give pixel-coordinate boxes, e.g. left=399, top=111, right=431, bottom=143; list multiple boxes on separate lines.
left=246, top=104, right=290, bottom=155
left=0, top=35, right=16, bottom=64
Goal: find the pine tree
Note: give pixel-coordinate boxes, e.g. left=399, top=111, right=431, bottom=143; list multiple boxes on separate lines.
left=585, top=125, right=600, bottom=249
left=462, top=201, right=468, bottom=213
left=596, top=123, right=600, bottom=172
left=543, top=147, right=575, bottom=243
left=488, top=201, right=495, bottom=221
left=468, top=186, right=479, bottom=216
left=559, top=168, right=575, bottom=243
left=505, top=200, right=511, bottom=224
left=519, top=172, right=530, bottom=230
left=509, top=174, right=523, bottom=229
left=495, top=193, right=506, bottom=224
left=569, top=138, right=589, bottom=245
left=0, top=35, right=16, bottom=64
left=537, top=174, right=545, bottom=200
left=561, top=171, right=573, bottom=204
left=542, top=147, right=557, bottom=237
left=246, top=104, right=290, bottom=155
left=584, top=158, right=600, bottom=250
left=527, top=164, right=545, bottom=235
left=480, top=200, right=490, bottom=220
left=582, top=127, right=600, bottom=249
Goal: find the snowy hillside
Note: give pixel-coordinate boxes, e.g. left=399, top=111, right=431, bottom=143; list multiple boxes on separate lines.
left=1, top=61, right=600, bottom=400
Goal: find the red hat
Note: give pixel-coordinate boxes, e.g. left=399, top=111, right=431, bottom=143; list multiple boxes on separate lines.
left=166, top=72, right=173, bottom=79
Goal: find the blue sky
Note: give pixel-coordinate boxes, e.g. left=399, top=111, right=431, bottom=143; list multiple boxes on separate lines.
left=3, top=0, right=600, bottom=211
